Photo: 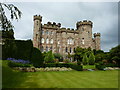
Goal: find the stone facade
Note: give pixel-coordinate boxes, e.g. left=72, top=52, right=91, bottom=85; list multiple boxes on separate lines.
left=33, top=15, right=101, bottom=56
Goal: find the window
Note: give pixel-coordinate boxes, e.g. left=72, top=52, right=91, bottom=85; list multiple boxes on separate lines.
left=51, top=31, right=53, bottom=35
left=46, top=46, right=48, bottom=52
left=58, top=40, right=60, bottom=44
left=70, top=47, right=72, bottom=53
left=50, top=46, right=52, bottom=51
left=74, top=48, right=76, bottom=53
left=41, top=46, right=44, bottom=52
left=46, top=38, right=49, bottom=44
left=68, top=38, right=73, bottom=45
left=36, top=21, right=38, bottom=25
left=42, top=30, right=44, bottom=35
left=50, top=39, right=53, bottom=44
left=46, top=30, right=49, bottom=35
left=65, top=47, right=68, bottom=52
left=82, top=38, right=85, bottom=44
left=41, top=38, right=44, bottom=43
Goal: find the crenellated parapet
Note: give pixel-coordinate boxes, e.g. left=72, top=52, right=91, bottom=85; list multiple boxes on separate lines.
left=57, top=27, right=78, bottom=33
left=33, top=15, right=42, bottom=21
left=76, top=20, right=93, bottom=29
left=42, top=22, right=61, bottom=29
left=94, top=33, right=101, bottom=37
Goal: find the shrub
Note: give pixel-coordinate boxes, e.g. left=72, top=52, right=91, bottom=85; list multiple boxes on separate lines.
left=88, top=52, right=95, bottom=65
left=8, top=61, right=32, bottom=67
left=82, top=53, right=88, bottom=65
left=70, top=64, right=83, bottom=71
left=95, top=62, right=106, bottom=70
left=63, top=59, right=70, bottom=63
left=31, top=47, right=44, bottom=67
left=44, top=51, right=55, bottom=63
left=105, top=63, right=118, bottom=67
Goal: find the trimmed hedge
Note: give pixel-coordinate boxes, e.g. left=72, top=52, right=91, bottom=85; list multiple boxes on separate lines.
left=8, top=61, right=33, bottom=67
left=2, top=39, right=33, bottom=60
left=95, top=63, right=106, bottom=70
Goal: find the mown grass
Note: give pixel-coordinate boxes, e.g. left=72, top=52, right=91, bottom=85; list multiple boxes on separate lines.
left=1, top=60, right=119, bottom=88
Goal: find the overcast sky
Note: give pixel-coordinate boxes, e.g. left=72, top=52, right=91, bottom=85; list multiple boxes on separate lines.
left=10, top=2, right=118, bottom=52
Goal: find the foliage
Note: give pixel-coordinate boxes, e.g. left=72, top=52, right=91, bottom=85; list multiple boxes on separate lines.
left=0, top=3, right=22, bottom=31
left=74, top=47, right=85, bottom=62
left=82, top=53, right=88, bottom=65
left=95, top=61, right=106, bottom=70
left=2, top=29, right=15, bottom=39
left=44, top=50, right=55, bottom=63
left=31, top=47, right=44, bottom=67
left=109, top=45, right=120, bottom=64
left=70, top=64, right=83, bottom=71
left=88, top=52, right=95, bottom=65
left=63, top=59, right=70, bottom=63
left=2, top=39, right=33, bottom=60
left=54, top=53, right=63, bottom=62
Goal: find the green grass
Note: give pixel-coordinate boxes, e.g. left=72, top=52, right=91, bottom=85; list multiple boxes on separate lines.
left=1, top=60, right=119, bottom=88
left=83, top=65, right=95, bottom=69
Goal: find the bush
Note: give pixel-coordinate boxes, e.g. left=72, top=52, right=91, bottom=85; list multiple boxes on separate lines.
left=44, top=51, right=55, bottom=63
left=31, top=47, right=44, bottom=67
left=89, top=52, right=95, bottom=65
left=95, top=62, right=106, bottom=70
left=2, top=39, right=33, bottom=60
left=105, top=63, right=118, bottom=67
left=63, top=59, right=70, bottom=63
left=70, top=64, right=83, bottom=71
left=82, top=53, right=88, bottom=65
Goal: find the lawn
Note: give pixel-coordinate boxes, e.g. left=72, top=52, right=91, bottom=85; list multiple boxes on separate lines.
left=1, top=60, right=119, bottom=88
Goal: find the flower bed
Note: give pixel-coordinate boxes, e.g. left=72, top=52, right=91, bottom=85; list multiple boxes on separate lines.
left=13, top=67, right=73, bottom=72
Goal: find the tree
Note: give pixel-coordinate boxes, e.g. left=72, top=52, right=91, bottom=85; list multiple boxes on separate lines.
left=54, top=53, right=63, bottom=62
left=0, top=3, right=22, bottom=31
left=82, top=53, right=88, bottom=65
left=109, top=45, right=120, bottom=66
left=88, top=52, right=95, bottom=65
left=44, top=51, right=55, bottom=63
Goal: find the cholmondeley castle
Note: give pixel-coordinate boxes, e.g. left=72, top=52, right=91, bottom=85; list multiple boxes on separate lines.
left=33, top=15, right=101, bottom=56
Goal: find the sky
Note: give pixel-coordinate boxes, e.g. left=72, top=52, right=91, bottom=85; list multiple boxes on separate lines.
left=8, top=2, right=118, bottom=52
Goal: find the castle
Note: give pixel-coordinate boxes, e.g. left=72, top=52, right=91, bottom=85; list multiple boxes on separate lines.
left=33, top=15, right=101, bottom=56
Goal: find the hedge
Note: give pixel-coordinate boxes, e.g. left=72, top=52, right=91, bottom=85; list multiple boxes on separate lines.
left=2, top=39, right=33, bottom=60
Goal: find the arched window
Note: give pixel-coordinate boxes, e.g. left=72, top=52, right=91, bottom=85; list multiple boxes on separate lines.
left=70, top=47, right=72, bottom=53
left=41, top=38, right=44, bottom=43
left=65, top=47, right=68, bottom=52
left=82, top=38, right=85, bottom=44
left=46, top=38, right=49, bottom=44
left=50, top=39, right=53, bottom=44
left=46, top=46, right=48, bottom=52
left=68, top=38, right=73, bottom=45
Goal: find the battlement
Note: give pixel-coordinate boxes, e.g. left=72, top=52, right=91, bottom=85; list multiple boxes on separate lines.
left=42, top=22, right=61, bottom=29
left=33, top=15, right=42, bottom=21
left=76, top=20, right=93, bottom=29
left=94, top=33, right=101, bottom=37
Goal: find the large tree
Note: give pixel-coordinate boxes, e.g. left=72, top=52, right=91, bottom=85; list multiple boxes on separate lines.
left=0, top=3, right=22, bottom=31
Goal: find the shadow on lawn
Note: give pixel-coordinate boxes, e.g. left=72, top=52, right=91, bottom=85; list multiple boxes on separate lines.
left=2, top=60, right=28, bottom=88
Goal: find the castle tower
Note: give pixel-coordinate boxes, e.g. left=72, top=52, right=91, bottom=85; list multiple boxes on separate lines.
left=33, top=15, right=42, bottom=49
left=76, top=20, right=93, bottom=49
left=94, top=33, right=101, bottom=50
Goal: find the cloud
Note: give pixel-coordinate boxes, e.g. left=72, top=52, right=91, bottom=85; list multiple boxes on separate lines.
left=11, top=2, right=118, bottom=52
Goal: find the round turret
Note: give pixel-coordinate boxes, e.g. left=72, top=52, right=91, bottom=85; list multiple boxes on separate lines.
left=33, top=15, right=42, bottom=21
left=76, top=20, right=93, bottom=29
